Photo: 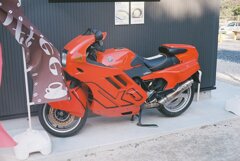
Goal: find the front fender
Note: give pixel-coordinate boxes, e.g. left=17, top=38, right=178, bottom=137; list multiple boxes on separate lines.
left=49, top=83, right=88, bottom=118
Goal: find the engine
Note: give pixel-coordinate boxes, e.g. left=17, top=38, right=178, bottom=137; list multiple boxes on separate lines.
left=133, top=78, right=167, bottom=103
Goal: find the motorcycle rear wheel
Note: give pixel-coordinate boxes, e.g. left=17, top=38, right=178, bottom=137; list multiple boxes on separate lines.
left=158, top=84, right=194, bottom=117
left=38, top=104, right=88, bottom=137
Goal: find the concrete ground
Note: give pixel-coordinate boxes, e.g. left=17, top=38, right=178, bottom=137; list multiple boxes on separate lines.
left=217, top=39, right=240, bottom=85
left=72, top=118, right=240, bottom=161
left=0, top=80, right=239, bottom=161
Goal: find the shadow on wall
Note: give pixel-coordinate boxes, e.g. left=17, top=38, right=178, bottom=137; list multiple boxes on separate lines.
left=149, top=0, right=219, bottom=20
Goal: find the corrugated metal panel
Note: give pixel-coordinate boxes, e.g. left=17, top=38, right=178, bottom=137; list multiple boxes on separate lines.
left=0, top=0, right=219, bottom=119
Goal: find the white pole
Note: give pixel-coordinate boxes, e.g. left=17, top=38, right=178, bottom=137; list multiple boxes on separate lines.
left=21, top=47, right=33, bottom=130
left=13, top=2, right=52, bottom=159
left=197, top=70, right=202, bottom=102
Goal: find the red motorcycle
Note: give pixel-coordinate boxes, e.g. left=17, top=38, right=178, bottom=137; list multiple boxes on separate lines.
left=38, top=29, right=201, bottom=137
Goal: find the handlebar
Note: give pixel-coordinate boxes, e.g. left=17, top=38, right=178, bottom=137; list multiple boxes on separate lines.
left=93, top=41, right=105, bottom=52
left=83, top=28, right=103, bottom=41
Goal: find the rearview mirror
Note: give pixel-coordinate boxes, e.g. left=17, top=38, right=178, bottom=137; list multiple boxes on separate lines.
left=95, top=31, right=103, bottom=41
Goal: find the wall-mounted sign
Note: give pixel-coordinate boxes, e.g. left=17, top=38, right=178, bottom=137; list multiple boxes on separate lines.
left=0, top=0, right=68, bottom=104
left=115, top=2, right=129, bottom=25
left=131, top=2, right=144, bottom=24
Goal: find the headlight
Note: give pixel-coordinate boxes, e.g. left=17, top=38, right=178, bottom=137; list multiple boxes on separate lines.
left=61, top=49, right=68, bottom=67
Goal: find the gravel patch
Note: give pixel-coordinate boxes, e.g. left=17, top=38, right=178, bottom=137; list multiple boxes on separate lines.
left=70, top=118, right=240, bottom=161
left=217, top=40, right=240, bottom=63
left=217, top=40, right=240, bottom=85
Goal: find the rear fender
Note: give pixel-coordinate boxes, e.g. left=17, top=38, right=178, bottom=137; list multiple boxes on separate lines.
left=192, top=71, right=201, bottom=83
left=49, top=83, right=88, bottom=118
left=141, top=60, right=200, bottom=90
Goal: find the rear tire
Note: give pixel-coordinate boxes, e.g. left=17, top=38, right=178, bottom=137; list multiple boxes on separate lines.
left=158, top=83, right=194, bottom=117
left=38, top=104, right=88, bottom=137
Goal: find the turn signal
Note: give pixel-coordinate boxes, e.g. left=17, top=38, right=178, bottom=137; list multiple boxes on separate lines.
left=72, top=54, right=83, bottom=63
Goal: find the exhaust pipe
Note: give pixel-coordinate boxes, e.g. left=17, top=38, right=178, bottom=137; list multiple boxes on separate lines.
left=143, top=80, right=194, bottom=109
left=158, top=79, right=194, bottom=105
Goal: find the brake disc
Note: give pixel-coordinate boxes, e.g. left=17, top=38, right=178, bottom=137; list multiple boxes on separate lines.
left=48, top=108, right=75, bottom=127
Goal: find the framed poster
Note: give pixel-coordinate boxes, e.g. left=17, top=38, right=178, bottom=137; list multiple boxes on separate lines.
left=131, top=2, right=144, bottom=24
left=115, top=2, right=130, bottom=25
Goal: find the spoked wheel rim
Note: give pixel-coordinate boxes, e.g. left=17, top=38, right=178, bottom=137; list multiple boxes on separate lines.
left=163, top=86, right=192, bottom=113
left=42, top=104, right=82, bottom=133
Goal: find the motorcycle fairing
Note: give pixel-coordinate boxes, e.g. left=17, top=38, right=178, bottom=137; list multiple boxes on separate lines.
left=141, top=60, right=199, bottom=90
left=52, top=34, right=148, bottom=117
left=68, top=61, right=148, bottom=117
left=49, top=81, right=87, bottom=117
left=141, top=44, right=200, bottom=89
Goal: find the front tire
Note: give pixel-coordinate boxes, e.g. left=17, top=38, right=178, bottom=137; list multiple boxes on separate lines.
left=158, top=83, right=194, bottom=117
left=38, top=104, right=88, bottom=137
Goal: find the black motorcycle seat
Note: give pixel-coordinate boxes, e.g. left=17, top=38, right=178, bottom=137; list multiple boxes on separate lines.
left=159, top=46, right=187, bottom=56
left=142, top=54, right=179, bottom=71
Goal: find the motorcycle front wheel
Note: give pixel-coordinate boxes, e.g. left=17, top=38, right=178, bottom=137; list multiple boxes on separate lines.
left=38, top=104, right=88, bottom=137
left=158, top=84, right=194, bottom=117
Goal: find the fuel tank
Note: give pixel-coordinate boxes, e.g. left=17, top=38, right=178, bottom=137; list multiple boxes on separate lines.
left=97, top=48, right=136, bottom=70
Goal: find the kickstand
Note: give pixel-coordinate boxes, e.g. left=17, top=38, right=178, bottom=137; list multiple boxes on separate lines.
left=130, top=115, right=135, bottom=121
left=137, top=107, right=158, bottom=127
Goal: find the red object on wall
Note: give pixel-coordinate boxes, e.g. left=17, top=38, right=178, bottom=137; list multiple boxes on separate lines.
left=0, top=45, right=16, bottom=148
left=0, top=43, right=2, bottom=86
left=0, top=123, right=16, bottom=148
